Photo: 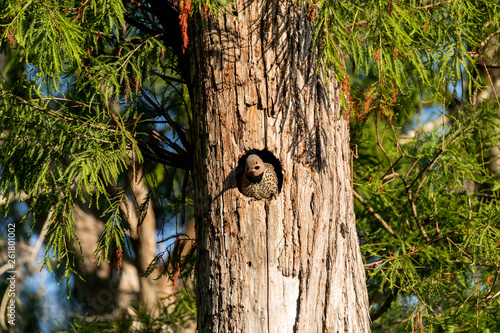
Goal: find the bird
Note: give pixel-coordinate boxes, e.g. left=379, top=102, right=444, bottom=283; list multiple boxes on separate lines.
left=241, top=154, right=278, bottom=200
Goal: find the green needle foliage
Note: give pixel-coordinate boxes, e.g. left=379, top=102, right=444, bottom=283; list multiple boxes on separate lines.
left=353, top=101, right=500, bottom=331
left=0, top=0, right=186, bottom=294
left=309, top=0, right=500, bottom=114
left=52, top=289, right=196, bottom=332
left=0, top=0, right=499, bottom=331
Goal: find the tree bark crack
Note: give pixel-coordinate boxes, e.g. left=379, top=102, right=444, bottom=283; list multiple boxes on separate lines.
left=265, top=201, right=271, bottom=333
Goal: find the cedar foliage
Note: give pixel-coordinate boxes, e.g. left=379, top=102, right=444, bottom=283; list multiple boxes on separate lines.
left=0, top=0, right=499, bottom=331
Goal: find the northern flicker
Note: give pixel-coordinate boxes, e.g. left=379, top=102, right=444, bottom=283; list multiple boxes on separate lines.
left=241, top=154, right=278, bottom=200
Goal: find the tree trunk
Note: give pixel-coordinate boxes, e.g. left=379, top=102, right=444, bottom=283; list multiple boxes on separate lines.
left=70, top=170, right=171, bottom=317
left=188, top=1, right=371, bottom=331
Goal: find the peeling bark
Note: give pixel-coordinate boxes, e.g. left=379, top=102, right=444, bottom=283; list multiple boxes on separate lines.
left=188, top=1, right=371, bottom=331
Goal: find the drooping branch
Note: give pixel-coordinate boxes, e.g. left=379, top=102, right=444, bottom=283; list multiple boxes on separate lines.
left=415, top=0, right=455, bottom=10
left=1, top=89, right=116, bottom=134
left=364, top=232, right=456, bottom=268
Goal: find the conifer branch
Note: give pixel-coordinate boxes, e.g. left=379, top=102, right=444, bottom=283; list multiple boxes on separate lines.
left=118, top=33, right=166, bottom=73
left=3, top=116, right=113, bottom=144
left=151, top=129, right=187, bottom=157
left=407, top=150, right=443, bottom=194
left=345, top=0, right=456, bottom=30
left=137, top=140, right=189, bottom=169
left=365, top=232, right=456, bottom=268
left=40, top=97, right=93, bottom=109
left=482, top=63, right=500, bottom=111
left=407, top=191, right=430, bottom=241
left=480, top=29, right=500, bottom=49
left=124, top=15, right=162, bottom=36
left=149, top=70, right=186, bottom=84
left=415, top=0, right=455, bottom=10
left=140, top=88, right=192, bottom=156
left=1, top=89, right=116, bottom=133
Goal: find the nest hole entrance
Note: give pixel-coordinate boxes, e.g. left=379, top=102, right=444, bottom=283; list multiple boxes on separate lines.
left=236, top=149, right=283, bottom=195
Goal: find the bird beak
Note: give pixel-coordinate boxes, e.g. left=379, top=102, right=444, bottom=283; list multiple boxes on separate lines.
left=247, top=164, right=261, bottom=176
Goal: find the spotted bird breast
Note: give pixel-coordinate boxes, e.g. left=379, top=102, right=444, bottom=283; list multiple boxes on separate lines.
left=241, top=163, right=278, bottom=200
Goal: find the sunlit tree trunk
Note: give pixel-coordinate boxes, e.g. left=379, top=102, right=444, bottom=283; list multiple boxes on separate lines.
left=188, top=1, right=371, bottom=331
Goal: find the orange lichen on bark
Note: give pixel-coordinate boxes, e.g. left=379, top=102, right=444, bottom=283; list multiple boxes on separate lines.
left=307, top=3, right=315, bottom=20
left=204, top=4, right=210, bottom=19
left=178, top=0, right=192, bottom=54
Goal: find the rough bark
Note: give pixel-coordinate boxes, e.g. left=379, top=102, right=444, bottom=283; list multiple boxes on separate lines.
left=188, top=1, right=370, bottom=332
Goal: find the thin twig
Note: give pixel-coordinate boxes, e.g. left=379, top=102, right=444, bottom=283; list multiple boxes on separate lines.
left=1, top=90, right=115, bottom=133
left=414, top=151, right=442, bottom=199
left=442, top=80, right=446, bottom=151
left=455, top=281, right=484, bottom=317
left=149, top=70, right=186, bottom=84
left=375, top=116, right=396, bottom=175
left=415, top=0, right=454, bottom=10
left=345, top=20, right=372, bottom=29
left=389, top=122, right=405, bottom=157
left=3, top=116, right=113, bottom=144
left=40, top=97, right=93, bottom=108
left=483, top=267, right=500, bottom=301
left=431, top=195, right=441, bottom=234
left=151, top=129, right=187, bottom=157
left=345, top=1, right=454, bottom=29
left=364, top=232, right=455, bottom=268
left=407, top=190, right=430, bottom=241
left=353, top=190, right=395, bottom=236
left=380, top=156, right=403, bottom=181
left=480, top=29, right=500, bottom=49
left=117, top=33, right=165, bottom=72
left=484, top=287, right=500, bottom=301
left=407, top=149, right=443, bottom=193
left=447, top=236, right=472, bottom=260
left=404, top=158, right=420, bottom=184
left=483, top=63, right=500, bottom=112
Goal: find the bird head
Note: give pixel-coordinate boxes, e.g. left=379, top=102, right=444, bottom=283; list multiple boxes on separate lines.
left=245, top=154, right=265, bottom=177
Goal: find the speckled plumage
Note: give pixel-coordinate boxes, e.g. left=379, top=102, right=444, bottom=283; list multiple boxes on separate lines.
left=241, top=155, right=278, bottom=200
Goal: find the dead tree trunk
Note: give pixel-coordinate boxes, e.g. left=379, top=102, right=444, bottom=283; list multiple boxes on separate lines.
left=188, top=1, right=371, bottom=331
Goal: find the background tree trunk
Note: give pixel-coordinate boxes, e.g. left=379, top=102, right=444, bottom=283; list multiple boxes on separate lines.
left=188, top=1, right=370, bottom=331
left=70, top=170, right=171, bottom=317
